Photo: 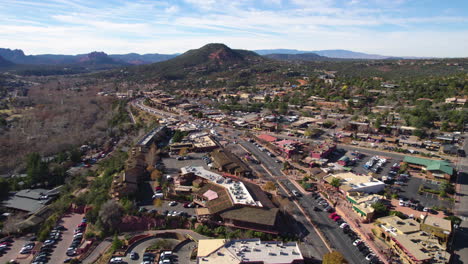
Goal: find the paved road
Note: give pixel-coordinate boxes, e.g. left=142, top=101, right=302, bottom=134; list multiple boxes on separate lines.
left=238, top=138, right=368, bottom=264
left=82, top=239, right=112, bottom=264
left=122, top=237, right=179, bottom=264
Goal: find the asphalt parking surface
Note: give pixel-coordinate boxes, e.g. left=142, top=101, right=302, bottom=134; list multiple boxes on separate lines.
left=337, top=147, right=453, bottom=209
left=399, top=177, right=452, bottom=209
left=0, top=237, right=31, bottom=264
left=122, top=238, right=179, bottom=264
left=48, top=213, right=85, bottom=264
left=143, top=200, right=195, bottom=217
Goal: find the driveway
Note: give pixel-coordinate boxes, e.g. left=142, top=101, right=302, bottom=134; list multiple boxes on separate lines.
left=122, top=238, right=179, bottom=264
left=174, top=240, right=196, bottom=264
left=48, top=213, right=85, bottom=264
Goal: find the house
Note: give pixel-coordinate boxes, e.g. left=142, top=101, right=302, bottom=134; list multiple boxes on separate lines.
left=197, top=239, right=304, bottom=264
left=403, top=156, right=453, bottom=180
left=324, top=172, right=385, bottom=194
left=375, top=215, right=451, bottom=264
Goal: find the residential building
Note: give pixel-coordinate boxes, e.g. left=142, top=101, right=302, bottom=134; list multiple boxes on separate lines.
left=197, top=238, right=304, bottom=264
left=403, top=156, right=453, bottom=180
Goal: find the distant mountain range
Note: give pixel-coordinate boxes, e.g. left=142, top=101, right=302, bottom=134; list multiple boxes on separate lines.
left=0, top=55, right=14, bottom=68
left=0, top=48, right=178, bottom=66
left=255, top=49, right=393, bottom=59
left=264, top=53, right=333, bottom=61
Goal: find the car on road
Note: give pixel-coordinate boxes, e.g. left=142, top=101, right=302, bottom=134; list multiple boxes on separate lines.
left=130, top=251, right=139, bottom=260
left=292, top=190, right=301, bottom=197
left=169, top=201, right=177, bottom=206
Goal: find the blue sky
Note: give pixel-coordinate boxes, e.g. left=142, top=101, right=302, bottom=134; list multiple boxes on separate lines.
left=1, top=0, right=467, bottom=57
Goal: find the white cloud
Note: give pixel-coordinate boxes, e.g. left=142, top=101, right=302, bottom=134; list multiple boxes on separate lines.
left=0, top=0, right=467, bottom=57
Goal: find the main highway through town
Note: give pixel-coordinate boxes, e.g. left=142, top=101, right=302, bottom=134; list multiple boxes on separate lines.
left=134, top=99, right=374, bottom=263
left=237, top=137, right=370, bottom=264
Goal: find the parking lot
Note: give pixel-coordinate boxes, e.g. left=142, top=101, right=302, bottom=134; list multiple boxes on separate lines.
left=48, top=213, right=85, bottom=264
left=0, top=236, right=31, bottom=264
left=162, top=152, right=210, bottom=175
left=336, top=149, right=453, bottom=210
left=399, top=176, right=453, bottom=209
left=143, top=200, right=196, bottom=217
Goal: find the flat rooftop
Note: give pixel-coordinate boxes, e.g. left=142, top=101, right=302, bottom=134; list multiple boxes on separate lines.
left=332, top=172, right=385, bottom=188
left=197, top=239, right=303, bottom=264
left=423, top=215, right=452, bottom=232
left=181, top=166, right=262, bottom=207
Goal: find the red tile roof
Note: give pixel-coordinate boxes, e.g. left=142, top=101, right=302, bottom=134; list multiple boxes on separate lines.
left=258, top=134, right=278, bottom=142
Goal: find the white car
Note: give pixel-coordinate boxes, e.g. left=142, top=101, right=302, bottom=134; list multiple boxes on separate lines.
left=110, top=257, right=124, bottom=263
left=366, top=253, right=376, bottom=261
left=353, top=239, right=362, bottom=246
left=169, top=201, right=177, bottom=206
left=339, top=223, right=349, bottom=229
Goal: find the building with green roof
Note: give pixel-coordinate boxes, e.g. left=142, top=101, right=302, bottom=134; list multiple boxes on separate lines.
left=403, top=156, right=454, bottom=180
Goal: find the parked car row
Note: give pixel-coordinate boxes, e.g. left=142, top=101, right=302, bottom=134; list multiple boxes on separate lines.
left=0, top=237, right=13, bottom=256
left=313, top=193, right=382, bottom=264
left=344, top=227, right=382, bottom=264
left=158, top=250, right=175, bottom=264
left=364, top=156, right=387, bottom=173
left=67, top=218, right=87, bottom=257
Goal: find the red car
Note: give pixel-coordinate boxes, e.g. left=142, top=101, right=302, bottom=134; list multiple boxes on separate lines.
left=333, top=216, right=341, bottom=221
left=155, top=186, right=162, bottom=191
left=78, top=223, right=87, bottom=228
left=329, top=213, right=338, bottom=219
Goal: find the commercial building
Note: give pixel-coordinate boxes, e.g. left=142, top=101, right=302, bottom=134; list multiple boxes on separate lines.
left=375, top=215, right=451, bottom=264
left=210, top=149, right=251, bottom=177
left=197, top=238, right=304, bottom=264
left=2, top=188, right=59, bottom=214
left=403, top=156, right=454, bottom=180
left=182, top=166, right=279, bottom=234
left=324, top=172, right=385, bottom=194
left=310, top=142, right=336, bottom=159
left=346, top=192, right=383, bottom=221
